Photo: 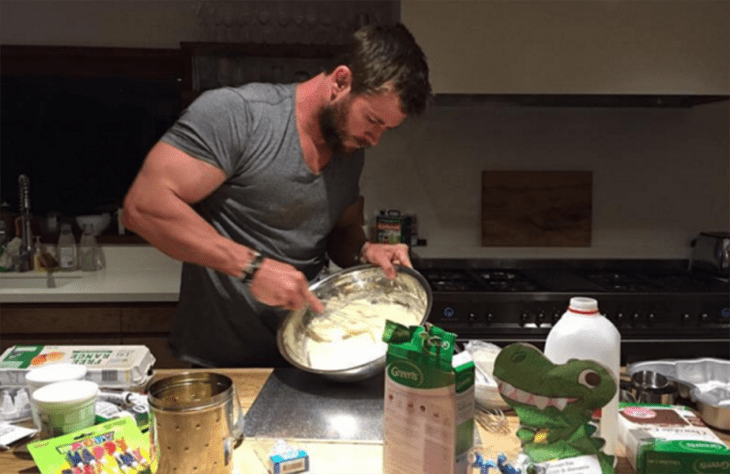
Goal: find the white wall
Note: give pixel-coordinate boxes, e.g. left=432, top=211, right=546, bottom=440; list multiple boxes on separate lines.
left=2, top=0, right=728, bottom=260
left=402, top=0, right=730, bottom=94
left=0, top=0, right=199, bottom=48
left=362, top=100, right=730, bottom=259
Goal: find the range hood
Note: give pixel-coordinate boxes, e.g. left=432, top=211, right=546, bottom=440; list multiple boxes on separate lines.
left=435, top=94, right=730, bottom=108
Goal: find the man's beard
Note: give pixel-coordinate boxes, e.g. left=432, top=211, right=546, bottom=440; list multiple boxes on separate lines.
left=318, top=99, right=356, bottom=155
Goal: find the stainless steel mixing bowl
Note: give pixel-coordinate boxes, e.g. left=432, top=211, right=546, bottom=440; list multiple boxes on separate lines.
left=277, top=264, right=432, bottom=382
left=628, top=358, right=730, bottom=430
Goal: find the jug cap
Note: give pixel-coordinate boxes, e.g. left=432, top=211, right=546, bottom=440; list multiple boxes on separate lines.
left=568, top=297, right=599, bottom=314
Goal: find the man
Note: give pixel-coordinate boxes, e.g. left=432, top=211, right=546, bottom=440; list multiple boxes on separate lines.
left=122, top=23, right=432, bottom=368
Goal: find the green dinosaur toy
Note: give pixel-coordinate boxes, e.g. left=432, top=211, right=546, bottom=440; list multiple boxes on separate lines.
left=493, top=343, right=616, bottom=474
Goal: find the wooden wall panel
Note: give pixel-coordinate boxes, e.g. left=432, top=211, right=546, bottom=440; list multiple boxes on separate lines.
left=482, top=171, right=592, bottom=247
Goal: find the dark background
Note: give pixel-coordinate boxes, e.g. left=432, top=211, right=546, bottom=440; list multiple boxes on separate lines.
left=1, top=74, right=181, bottom=217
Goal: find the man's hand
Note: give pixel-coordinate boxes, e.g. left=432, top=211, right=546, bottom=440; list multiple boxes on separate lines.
left=361, top=242, right=412, bottom=279
left=247, top=259, right=324, bottom=313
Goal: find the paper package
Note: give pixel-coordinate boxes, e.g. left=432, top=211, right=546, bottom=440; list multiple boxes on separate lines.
left=618, top=404, right=730, bottom=474
left=381, top=321, right=475, bottom=474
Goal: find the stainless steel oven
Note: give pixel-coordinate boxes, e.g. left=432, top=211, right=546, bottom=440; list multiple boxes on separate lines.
left=413, top=258, right=730, bottom=365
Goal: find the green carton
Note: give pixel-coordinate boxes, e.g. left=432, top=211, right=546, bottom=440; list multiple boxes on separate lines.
left=382, top=321, right=475, bottom=474
left=618, top=404, right=730, bottom=474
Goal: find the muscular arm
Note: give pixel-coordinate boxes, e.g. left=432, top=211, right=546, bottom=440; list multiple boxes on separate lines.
left=124, top=142, right=323, bottom=312
left=123, top=142, right=252, bottom=276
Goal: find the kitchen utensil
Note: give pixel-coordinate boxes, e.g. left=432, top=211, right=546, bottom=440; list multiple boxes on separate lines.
left=628, top=358, right=730, bottom=430
left=630, top=370, right=677, bottom=405
left=148, top=372, right=244, bottom=474
left=690, top=231, right=730, bottom=277
left=75, top=213, right=111, bottom=236
left=277, top=264, right=432, bottom=382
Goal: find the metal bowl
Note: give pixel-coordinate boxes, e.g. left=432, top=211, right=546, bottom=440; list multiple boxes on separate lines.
left=628, top=358, right=730, bottom=430
left=629, top=370, right=678, bottom=405
left=277, top=265, right=432, bottom=382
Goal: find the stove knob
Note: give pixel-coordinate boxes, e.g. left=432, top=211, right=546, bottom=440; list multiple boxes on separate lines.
left=536, top=312, right=546, bottom=327
left=486, top=313, right=495, bottom=324
left=647, top=313, right=656, bottom=327
left=681, top=313, right=691, bottom=325
left=616, top=312, right=625, bottom=325
left=468, top=312, right=477, bottom=323
left=700, top=313, right=710, bottom=325
left=552, top=312, right=562, bottom=324
left=631, top=313, right=641, bottom=327
left=519, top=313, right=530, bottom=327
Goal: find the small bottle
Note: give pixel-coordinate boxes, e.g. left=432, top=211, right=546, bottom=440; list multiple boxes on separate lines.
left=33, top=236, right=43, bottom=271
left=57, top=223, right=78, bottom=271
left=79, top=224, right=98, bottom=271
left=543, top=297, right=621, bottom=458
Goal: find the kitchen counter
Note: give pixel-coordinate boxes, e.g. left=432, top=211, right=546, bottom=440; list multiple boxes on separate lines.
left=0, top=244, right=703, bottom=304
left=4, top=368, right=728, bottom=473
left=0, top=246, right=181, bottom=303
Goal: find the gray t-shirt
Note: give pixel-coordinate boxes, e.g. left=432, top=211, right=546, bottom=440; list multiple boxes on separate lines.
left=160, top=83, right=363, bottom=367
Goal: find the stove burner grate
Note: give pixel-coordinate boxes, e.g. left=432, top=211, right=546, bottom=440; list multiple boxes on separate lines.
left=579, top=271, right=663, bottom=292
left=422, top=268, right=545, bottom=292
left=422, top=269, right=483, bottom=292
left=475, top=269, right=543, bottom=292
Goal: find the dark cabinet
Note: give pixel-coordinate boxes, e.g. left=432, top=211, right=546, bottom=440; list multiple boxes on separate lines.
left=179, top=42, right=346, bottom=108
left=0, top=302, right=186, bottom=369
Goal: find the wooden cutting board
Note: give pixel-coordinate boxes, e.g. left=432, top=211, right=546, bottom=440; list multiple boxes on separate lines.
left=481, top=171, right=592, bottom=247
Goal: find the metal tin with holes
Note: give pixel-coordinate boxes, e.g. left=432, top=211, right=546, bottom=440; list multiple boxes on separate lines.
left=147, top=372, right=244, bottom=473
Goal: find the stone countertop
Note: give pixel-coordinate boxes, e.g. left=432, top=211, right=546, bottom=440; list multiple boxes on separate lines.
left=0, top=245, right=181, bottom=303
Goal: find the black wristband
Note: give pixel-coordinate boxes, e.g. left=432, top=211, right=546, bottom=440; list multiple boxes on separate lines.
left=241, top=250, right=265, bottom=285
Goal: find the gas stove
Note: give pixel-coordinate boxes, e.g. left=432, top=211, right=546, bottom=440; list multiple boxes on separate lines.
left=414, top=259, right=730, bottom=364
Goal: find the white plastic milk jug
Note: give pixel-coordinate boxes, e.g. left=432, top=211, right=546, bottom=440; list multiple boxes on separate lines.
left=543, top=296, right=621, bottom=458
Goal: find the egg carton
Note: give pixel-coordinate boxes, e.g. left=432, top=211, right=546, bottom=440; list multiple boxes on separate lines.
left=0, top=345, right=155, bottom=390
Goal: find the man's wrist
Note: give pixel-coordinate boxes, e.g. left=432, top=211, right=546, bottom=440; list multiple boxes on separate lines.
left=357, top=241, right=370, bottom=265
left=241, top=248, right=265, bottom=285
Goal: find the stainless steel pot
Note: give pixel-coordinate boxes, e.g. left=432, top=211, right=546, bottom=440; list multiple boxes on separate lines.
left=696, top=399, right=730, bottom=431
left=277, top=264, right=432, bottom=382
left=628, top=358, right=730, bottom=430
left=630, top=370, right=677, bottom=405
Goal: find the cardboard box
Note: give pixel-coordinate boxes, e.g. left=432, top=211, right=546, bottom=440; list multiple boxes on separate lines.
left=0, top=344, right=155, bottom=389
left=452, top=351, right=476, bottom=474
left=618, top=404, right=730, bottom=474
left=382, top=323, right=475, bottom=474
left=376, top=212, right=413, bottom=245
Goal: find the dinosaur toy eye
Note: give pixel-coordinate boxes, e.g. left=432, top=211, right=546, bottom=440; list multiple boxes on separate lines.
left=578, top=369, right=601, bottom=388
